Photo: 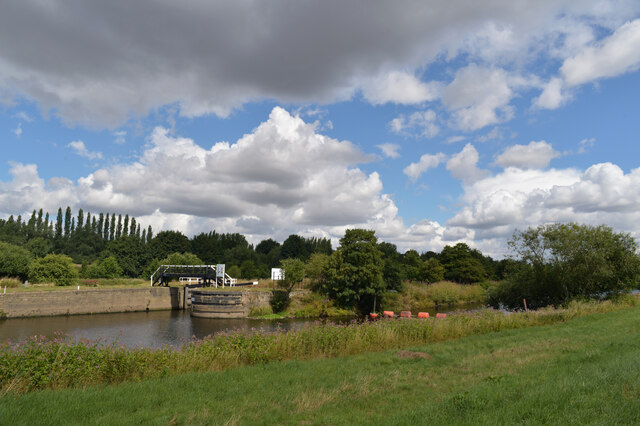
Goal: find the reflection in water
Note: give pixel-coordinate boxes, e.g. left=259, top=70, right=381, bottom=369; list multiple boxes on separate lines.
left=0, top=304, right=485, bottom=349
left=0, top=310, right=326, bottom=348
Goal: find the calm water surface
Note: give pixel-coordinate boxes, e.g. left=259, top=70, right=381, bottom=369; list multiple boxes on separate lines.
left=0, top=310, right=331, bottom=348
left=0, top=304, right=484, bottom=348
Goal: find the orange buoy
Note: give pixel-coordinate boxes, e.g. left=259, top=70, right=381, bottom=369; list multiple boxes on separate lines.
left=369, top=313, right=379, bottom=319
left=400, top=311, right=412, bottom=318
left=383, top=311, right=394, bottom=318
left=436, top=313, right=447, bottom=319
left=418, top=312, right=429, bottom=319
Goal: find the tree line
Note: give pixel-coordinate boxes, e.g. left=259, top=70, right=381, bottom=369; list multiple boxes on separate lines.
left=0, top=206, right=507, bottom=284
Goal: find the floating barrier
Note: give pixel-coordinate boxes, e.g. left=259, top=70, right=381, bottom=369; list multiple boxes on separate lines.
left=418, top=312, right=429, bottom=319
left=369, top=313, right=379, bottom=319
left=383, top=310, right=394, bottom=318
left=400, top=311, right=412, bottom=318
left=436, top=313, right=447, bottom=319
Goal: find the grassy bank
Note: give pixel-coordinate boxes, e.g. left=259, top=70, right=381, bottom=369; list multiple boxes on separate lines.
left=249, top=291, right=355, bottom=319
left=0, top=277, right=148, bottom=292
left=1, top=296, right=636, bottom=395
left=382, top=280, right=487, bottom=312
left=2, top=298, right=639, bottom=424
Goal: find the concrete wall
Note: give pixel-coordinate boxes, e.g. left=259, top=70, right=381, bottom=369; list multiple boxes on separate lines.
left=0, top=287, right=309, bottom=318
left=0, top=287, right=182, bottom=318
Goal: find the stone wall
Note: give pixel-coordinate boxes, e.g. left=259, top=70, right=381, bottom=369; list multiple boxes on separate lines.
left=0, top=287, right=182, bottom=318
left=0, top=287, right=309, bottom=318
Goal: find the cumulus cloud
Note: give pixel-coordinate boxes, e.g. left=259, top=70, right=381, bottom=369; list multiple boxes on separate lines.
left=389, top=110, right=439, bottom=138
left=362, top=71, right=441, bottom=105
left=442, top=65, right=519, bottom=131
left=67, top=141, right=103, bottom=160
left=446, top=144, right=489, bottom=184
left=561, top=19, right=640, bottom=86
left=494, top=140, right=559, bottom=169
left=377, top=143, right=401, bottom=159
left=533, top=77, right=569, bottom=109
left=403, top=153, right=446, bottom=182
left=0, top=1, right=636, bottom=127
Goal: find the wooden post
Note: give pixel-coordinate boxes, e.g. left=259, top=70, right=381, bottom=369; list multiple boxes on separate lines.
left=523, top=298, right=528, bottom=311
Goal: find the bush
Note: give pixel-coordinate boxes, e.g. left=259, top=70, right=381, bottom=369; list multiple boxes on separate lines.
left=0, top=242, right=32, bottom=281
left=28, top=254, right=78, bottom=286
left=493, top=223, right=640, bottom=309
left=0, top=277, right=22, bottom=288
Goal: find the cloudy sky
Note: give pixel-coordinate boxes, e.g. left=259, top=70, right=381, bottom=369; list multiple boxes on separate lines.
left=1, top=1, right=640, bottom=256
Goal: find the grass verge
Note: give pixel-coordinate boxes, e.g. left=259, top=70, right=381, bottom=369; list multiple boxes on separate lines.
left=1, top=298, right=639, bottom=424
left=0, top=296, right=636, bottom=396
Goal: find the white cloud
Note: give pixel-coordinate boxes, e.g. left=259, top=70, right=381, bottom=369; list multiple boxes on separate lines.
left=362, top=71, right=441, bottom=105
left=578, top=137, right=596, bottom=154
left=562, top=19, right=640, bottom=86
left=377, top=143, right=401, bottom=159
left=390, top=110, right=439, bottom=138
left=446, top=143, right=489, bottom=184
left=13, top=111, right=32, bottom=122
left=533, top=78, right=569, bottom=109
left=12, top=123, right=22, bottom=137
left=495, top=140, right=559, bottom=169
left=403, top=153, right=446, bottom=182
left=67, top=141, right=103, bottom=160
left=442, top=65, right=517, bottom=131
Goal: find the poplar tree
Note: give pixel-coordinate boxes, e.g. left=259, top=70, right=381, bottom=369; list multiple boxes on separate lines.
left=147, top=225, right=153, bottom=243
left=77, top=209, right=84, bottom=230
left=36, top=209, right=43, bottom=234
left=123, top=215, right=129, bottom=237
left=130, top=217, right=137, bottom=237
left=116, top=214, right=123, bottom=239
left=98, top=213, right=104, bottom=238
left=55, top=208, right=63, bottom=240
left=64, top=207, right=72, bottom=238
left=109, top=214, right=116, bottom=240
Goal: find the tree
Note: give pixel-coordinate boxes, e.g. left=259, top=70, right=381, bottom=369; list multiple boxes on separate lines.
left=280, top=258, right=305, bottom=293
left=64, top=206, right=72, bottom=238
left=419, top=258, right=445, bottom=283
left=378, top=242, right=402, bottom=291
left=402, top=249, right=422, bottom=281
left=281, top=234, right=308, bottom=260
left=439, top=243, right=488, bottom=283
left=489, top=223, right=640, bottom=309
left=321, top=229, right=385, bottom=313
left=29, top=254, right=78, bottom=286
left=0, top=241, right=33, bottom=280
left=149, top=231, right=190, bottom=260
left=103, top=236, right=151, bottom=277
left=305, top=252, right=330, bottom=286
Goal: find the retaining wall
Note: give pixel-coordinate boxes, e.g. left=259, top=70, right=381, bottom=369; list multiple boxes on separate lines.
left=0, top=287, right=182, bottom=318
left=0, top=287, right=308, bottom=318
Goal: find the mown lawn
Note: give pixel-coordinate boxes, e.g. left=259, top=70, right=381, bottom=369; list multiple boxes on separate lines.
left=1, top=305, right=639, bottom=425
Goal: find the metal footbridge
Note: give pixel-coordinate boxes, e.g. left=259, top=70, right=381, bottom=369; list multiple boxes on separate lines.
left=150, top=264, right=256, bottom=288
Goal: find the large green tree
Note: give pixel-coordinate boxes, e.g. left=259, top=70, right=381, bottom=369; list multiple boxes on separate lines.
left=490, top=223, right=640, bottom=309
left=0, top=241, right=32, bottom=280
left=321, top=229, right=385, bottom=313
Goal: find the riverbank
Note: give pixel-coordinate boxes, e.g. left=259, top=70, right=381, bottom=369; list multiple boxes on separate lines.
left=1, top=298, right=638, bottom=424
left=1, top=295, right=636, bottom=395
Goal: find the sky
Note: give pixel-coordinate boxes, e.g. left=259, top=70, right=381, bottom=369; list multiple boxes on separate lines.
left=1, top=1, right=640, bottom=257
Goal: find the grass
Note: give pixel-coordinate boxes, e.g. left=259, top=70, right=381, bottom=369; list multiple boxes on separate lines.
left=1, top=298, right=639, bottom=424
left=3, top=278, right=149, bottom=292
left=382, top=280, right=487, bottom=312
left=0, top=296, right=636, bottom=396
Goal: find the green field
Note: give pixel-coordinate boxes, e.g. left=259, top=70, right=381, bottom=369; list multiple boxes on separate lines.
left=1, top=304, right=639, bottom=425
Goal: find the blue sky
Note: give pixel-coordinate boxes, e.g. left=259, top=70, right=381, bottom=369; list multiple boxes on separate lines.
left=1, top=1, right=640, bottom=256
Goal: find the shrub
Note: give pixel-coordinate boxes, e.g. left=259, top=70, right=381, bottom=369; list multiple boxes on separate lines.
left=0, top=277, right=22, bottom=288
left=0, top=242, right=32, bottom=281
left=494, top=223, right=640, bottom=309
left=28, top=254, right=78, bottom=286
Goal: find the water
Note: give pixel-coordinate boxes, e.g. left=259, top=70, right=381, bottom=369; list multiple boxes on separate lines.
left=0, top=303, right=486, bottom=349
left=0, top=310, right=330, bottom=348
